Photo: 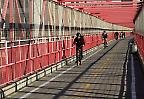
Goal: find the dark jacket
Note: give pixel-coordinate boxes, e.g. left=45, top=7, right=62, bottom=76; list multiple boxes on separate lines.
left=73, top=36, right=85, bottom=48
left=102, top=32, right=108, bottom=39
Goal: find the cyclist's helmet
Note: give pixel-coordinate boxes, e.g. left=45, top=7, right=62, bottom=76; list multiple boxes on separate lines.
left=76, top=32, right=81, bottom=37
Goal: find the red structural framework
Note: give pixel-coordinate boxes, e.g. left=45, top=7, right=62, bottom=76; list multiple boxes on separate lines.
left=0, top=0, right=132, bottom=87
left=57, top=0, right=142, bottom=28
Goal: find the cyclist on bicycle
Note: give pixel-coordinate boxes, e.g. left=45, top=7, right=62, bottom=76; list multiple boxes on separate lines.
left=102, top=31, right=108, bottom=48
left=114, top=32, right=119, bottom=40
left=72, top=32, right=85, bottom=65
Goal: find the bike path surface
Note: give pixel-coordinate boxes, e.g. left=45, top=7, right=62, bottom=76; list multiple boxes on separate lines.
left=7, top=38, right=136, bottom=99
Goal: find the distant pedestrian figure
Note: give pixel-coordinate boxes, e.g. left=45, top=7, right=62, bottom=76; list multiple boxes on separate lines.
left=114, top=32, right=119, bottom=40
left=120, top=32, right=123, bottom=39
left=102, top=31, right=108, bottom=48
left=122, top=32, right=126, bottom=38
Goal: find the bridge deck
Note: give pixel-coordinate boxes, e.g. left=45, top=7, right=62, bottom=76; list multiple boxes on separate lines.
left=7, top=38, right=144, bottom=99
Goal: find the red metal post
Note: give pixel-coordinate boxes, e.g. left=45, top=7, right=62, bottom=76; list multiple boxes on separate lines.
left=2, top=0, right=9, bottom=19
left=29, top=0, right=33, bottom=39
left=9, top=0, right=14, bottom=41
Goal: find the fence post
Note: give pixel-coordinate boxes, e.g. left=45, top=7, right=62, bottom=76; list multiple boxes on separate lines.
left=5, top=40, right=8, bottom=64
left=0, top=88, right=4, bottom=98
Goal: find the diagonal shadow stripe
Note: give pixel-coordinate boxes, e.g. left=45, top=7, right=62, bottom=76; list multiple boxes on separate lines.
left=52, top=40, right=120, bottom=99
left=118, top=39, right=130, bottom=98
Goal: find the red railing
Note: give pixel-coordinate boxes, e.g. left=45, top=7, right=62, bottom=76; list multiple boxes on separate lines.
left=0, top=32, right=129, bottom=86
left=134, top=33, right=144, bottom=61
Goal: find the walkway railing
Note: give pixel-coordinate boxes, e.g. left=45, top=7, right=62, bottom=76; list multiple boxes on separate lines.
left=134, top=33, right=144, bottom=62
left=0, top=32, right=130, bottom=86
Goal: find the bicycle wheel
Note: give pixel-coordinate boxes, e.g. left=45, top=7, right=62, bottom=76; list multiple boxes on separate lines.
left=76, top=48, right=82, bottom=66
left=103, top=39, right=107, bottom=48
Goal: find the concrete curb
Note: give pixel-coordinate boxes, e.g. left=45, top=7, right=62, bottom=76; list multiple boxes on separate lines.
left=1, top=61, right=66, bottom=98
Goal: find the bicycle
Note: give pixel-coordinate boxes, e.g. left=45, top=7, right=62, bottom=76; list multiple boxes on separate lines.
left=115, top=35, right=118, bottom=40
left=103, top=38, right=107, bottom=48
left=76, top=47, right=82, bottom=66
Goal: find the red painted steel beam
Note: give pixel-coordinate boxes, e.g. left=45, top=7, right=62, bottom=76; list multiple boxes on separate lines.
left=2, top=0, right=9, bottom=19
left=29, top=0, right=33, bottom=39
left=42, top=0, right=47, bottom=23
left=83, top=7, right=136, bottom=11
left=98, top=17, right=135, bottom=21
left=43, top=0, right=47, bottom=15
left=69, top=5, right=138, bottom=8
left=58, top=0, right=111, bottom=2
left=15, top=0, right=22, bottom=23
left=83, top=10, right=137, bottom=15
left=71, top=6, right=138, bottom=9
left=15, top=0, right=25, bottom=39
left=94, top=16, right=135, bottom=20
left=84, top=12, right=136, bottom=15
left=58, top=0, right=140, bottom=28
left=96, top=15, right=136, bottom=19
left=59, top=0, right=136, bottom=4
left=92, top=11, right=136, bottom=15
left=90, top=12, right=136, bottom=17
left=83, top=10, right=136, bottom=14
left=9, top=0, right=14, bottom=41
left=65, top=2, right=137, bottom=6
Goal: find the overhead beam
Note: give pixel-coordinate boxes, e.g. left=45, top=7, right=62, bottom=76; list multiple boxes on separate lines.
left=65, top=2, right=137, bottom=6
left=59, top=0, right=112, bottom=2
left=59, top=0, right=137, bottom=3
left=68, top=5, right=138, bottom=8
